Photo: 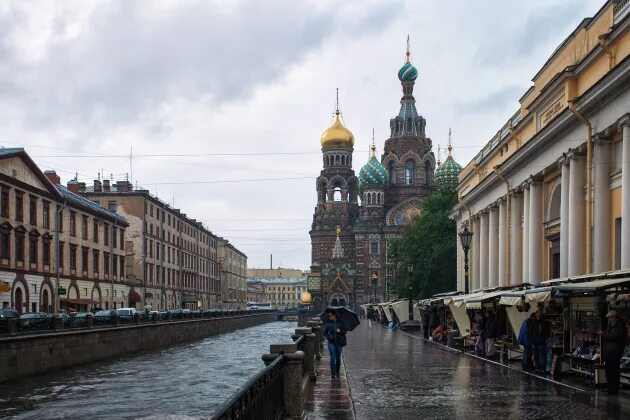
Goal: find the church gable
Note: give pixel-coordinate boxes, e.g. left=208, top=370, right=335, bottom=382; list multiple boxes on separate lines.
left=329, top=275, right=351, bottom=294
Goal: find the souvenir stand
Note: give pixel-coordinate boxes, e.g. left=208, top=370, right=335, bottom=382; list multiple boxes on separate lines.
left=554, top=276, right=630, bottom=385
left=498, top=287, right=560, bottom=368
left=449, top=291, right=487, bottom=349
left=607, top=292, right=630, bottom=385
left=390, top=299, right=410, bottom=323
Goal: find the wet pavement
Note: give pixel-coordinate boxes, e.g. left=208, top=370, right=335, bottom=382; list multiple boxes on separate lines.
left=341, top=321, right=630, bottom=420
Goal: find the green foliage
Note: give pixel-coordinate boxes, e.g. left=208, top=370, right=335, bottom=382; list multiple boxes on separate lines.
left=390, top=186, right=458, bottom=299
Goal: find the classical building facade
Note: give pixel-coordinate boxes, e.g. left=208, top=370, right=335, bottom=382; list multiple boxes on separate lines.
left=309, top=45, right=441, bottom=310
left=218, top=238, right=247, bottom=308
left=248, top=277, right=307, bottom=309
left=0, top=149, right=128, bottom=312
left=85, top=183, right=220, bottom=310
left=453, top=0, right=630, bottom=290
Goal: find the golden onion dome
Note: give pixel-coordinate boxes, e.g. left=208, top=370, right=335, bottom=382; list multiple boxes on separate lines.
left=320, top=110, right=355, bottom=148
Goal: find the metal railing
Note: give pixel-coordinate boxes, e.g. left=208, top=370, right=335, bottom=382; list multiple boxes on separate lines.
left=0, top=309, right=276, bottom=337
left=211, top=354, right=285, bottom=420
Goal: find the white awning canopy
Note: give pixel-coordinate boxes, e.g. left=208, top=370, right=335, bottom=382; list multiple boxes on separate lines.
left=465, top=290, right=504, bottom=309
left=555, top=277, right=630, bottom=293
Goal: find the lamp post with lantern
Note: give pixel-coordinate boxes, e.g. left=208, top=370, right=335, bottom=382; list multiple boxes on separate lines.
left=458, top=226, right=474, bottom=294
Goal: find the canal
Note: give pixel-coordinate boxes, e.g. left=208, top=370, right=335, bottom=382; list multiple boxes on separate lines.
left=0, top=321, right=297, bottom=419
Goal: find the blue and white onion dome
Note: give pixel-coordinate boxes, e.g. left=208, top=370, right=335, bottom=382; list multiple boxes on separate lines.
left=359, top=144, right=388, bottom=194
left=398, top=49, right=418, bottom=82
left=435, top=145, right=463, bottom=189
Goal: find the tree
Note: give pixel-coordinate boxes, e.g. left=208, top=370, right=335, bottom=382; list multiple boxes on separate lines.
left=389, top=186, right=458, bottom=299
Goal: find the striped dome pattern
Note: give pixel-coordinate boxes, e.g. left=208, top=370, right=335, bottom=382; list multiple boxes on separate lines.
left=398, top=61, right=418, bottom=82
left=435, top=155, right=463, bottom=190
left=359, top=155, right=388, bottom=193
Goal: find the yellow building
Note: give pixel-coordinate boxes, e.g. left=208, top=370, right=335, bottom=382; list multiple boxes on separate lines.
left=454, top=0, right=630, bottom=289
left=248, top=277, right=307, bottom=309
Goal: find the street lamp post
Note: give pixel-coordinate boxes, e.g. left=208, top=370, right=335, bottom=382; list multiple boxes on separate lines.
left=407, top=264, right=414, bottom=321
left=458, top=226, right=474, bottom=295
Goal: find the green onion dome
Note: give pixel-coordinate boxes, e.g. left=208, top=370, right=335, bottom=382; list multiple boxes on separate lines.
left=435, top=145, right=462, bottom=190
left=359, top=144, right=388, bottom=193
left=398, top=61, right=418, bottom=82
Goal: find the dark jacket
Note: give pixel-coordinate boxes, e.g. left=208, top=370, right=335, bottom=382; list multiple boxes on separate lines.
left=518, top=318, right=531, bottom=347
left=603, top=320, right=627, bottom=361
left=528, top=317, right=550, bottom=345
left=485, top=314, right=498, bottom=339
left=324, top=320, right=345, bottom=345
left=429, top=312, right=440, bottom=330
left=421, top=312, right=430, bottom=327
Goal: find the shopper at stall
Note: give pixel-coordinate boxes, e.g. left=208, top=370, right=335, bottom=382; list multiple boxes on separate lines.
left=485, top=310, right=498, bottom=357
left=603, top=310, right=627, bottom=395
left=529, top=309, right=550, bottom=374
left=518, top=313, right=534, bottom=372
left=422, top=309, right=431, bottom=340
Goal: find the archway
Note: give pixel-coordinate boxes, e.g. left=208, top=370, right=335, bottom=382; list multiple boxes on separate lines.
left=14, top=287, right=24, bottom=313
left=92, top=286, right=102, bottom=311
left=42, top=289, right=50, bottom=313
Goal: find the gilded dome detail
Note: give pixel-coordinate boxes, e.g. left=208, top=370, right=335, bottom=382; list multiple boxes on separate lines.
left=320, top=110, right=355, bottom=149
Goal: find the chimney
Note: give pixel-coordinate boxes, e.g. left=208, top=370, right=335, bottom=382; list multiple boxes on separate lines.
left=116, top=180, right=132, bottom=193
left=103, top=180, right=111, bottom=192
left=93, top=179, right=102, bottom=192
left=67, top=180, right=80, bottom=194
left=44, top=170, right=60, bottom=185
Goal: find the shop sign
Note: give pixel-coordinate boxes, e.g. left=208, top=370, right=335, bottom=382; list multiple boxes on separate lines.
left=58, top=287, right=67, bottom=296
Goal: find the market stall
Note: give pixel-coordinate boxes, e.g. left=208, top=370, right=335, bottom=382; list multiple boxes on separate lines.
left=555, top=277, right=630, bottom=385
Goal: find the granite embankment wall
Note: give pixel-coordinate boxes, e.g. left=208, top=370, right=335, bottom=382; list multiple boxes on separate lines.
left=0, top=312, right=277, bottom=383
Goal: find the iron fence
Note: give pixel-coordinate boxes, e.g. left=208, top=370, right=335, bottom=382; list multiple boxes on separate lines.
left=211, top=354, right=285, bottom=420
left=0, top=309, right=276, bottom=337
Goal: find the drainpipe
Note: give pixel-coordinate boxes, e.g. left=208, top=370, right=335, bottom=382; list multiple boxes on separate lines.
left=55, top=201, right=67, bottom=313
left=493, top=167, right=511, bottom=285
left=568, top=101, right=593, bottom=274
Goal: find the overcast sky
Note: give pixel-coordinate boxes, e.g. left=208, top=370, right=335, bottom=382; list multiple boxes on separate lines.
left=0, top=0, right=604, bottom=270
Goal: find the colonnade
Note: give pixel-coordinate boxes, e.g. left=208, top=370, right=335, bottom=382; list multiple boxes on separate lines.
left=466, top=115, right=630, bottom=290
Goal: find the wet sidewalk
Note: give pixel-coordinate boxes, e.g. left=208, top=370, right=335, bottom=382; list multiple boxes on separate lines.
left=304, top=344, right=355, bottom=419
left=338, top=321, right=630, bottom=420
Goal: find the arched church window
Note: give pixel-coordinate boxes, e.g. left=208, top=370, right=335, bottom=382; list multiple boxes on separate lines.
left=333, top=187, right=342, bottom=202
left=405, top=160, right=415, bottom=185
left=388, top=162, right=395, bottom=185
left=424, top=162, right=431, bottom=187
left=377, top=193, right=381, bottom=205
left=335, top=155, right=340, bottom=165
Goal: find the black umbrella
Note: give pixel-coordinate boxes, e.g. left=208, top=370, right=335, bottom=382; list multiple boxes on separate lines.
left=319, top=306, right=360, bottom=331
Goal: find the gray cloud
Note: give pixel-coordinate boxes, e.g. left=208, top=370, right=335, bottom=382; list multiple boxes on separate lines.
left=455, top=84, right=522, bottom=114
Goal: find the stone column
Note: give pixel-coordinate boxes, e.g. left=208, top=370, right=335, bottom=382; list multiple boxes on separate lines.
left=479, top=211, right=489, bottom=289
left=488, top=206, right=499, bottom=288
left=307, top=321, right=322, bottom=360
left=283, top=351, right=305, bottom=419
left=620, top=116, right=630, bottom=269
left=294, top=327, right=315, bottom=379
left=559, top=155, right=570, bottom=278
left=510, top=192, right=522, bottom=285
left=498, top=199, right=507, bottom=286
left=593, top=137, right=612, bottom=273
left=528, top=180, right=543, bottom=284
left=568, top=152, right=585, bottom=276
left=472, top=215, right=481, bottom=290
left=522, top=185, right=530, bottom=283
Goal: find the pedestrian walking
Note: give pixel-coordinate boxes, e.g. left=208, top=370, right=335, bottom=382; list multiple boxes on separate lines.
left=528, top=309, right=550, bottom=374
left=324, top=308, right=347, bottom=379
left=518, top=313, right=534, bottom=372
left=603, top=310, right=627, bottom=395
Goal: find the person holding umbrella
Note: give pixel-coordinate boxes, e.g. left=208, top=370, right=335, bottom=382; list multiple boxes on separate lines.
left=323, top=307, right=354, bottom=379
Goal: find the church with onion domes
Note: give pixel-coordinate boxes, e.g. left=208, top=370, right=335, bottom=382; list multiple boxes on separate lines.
left=307, top=41, right=461, bottom=311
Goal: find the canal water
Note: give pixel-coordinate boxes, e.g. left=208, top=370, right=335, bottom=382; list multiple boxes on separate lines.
left=0, top=321, right=297, bottom=419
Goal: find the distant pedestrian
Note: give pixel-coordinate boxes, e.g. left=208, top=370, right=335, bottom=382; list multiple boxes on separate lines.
left=422, top=309, right=430, bottom=340
left=485, top=310, right=498, bottom=357
left=528, top=309, right=550, bottom=374
left=518, top=313, right=534, bottom=372
left=603, top=310, right=626, bottom=395
left=324, top=309, right=346, bottom=379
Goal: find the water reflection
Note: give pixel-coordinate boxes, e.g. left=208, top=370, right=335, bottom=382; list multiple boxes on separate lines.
left=0, top=321, right=297, bottom=420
